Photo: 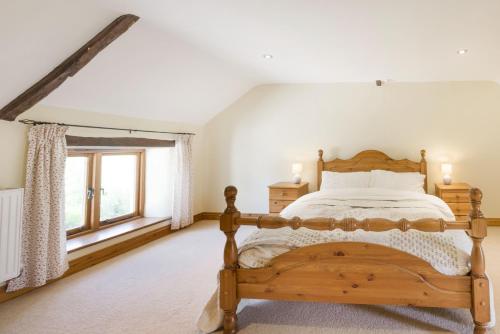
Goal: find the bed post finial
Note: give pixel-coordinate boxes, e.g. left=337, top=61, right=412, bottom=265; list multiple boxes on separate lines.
left=317, top=149, right=324, bottom=191
left=420, top=149, right=428, bottom=193
left=471, top=188, right=484, bottom=219
left=469, top=187, right=490, bottom=331
left=220, top=186, right=240, bottom=334
left=224, top=185, right=238, bottom=214
left=420, top=149, right=426, bottom=161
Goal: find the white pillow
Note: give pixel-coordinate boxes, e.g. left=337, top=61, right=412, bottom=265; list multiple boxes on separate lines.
left=369, top=170, right=425, bottom=193
left=321, top=171, right=371, bottom=190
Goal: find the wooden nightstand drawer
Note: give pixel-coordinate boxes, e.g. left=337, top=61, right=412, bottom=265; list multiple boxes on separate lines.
left=435, top=183, right=472, bottom=220
left=268, top=182, right=309, bottom=213
left=441, top=192, right=470, bottom=203
left=269, top=200, right=294, bottom=213
left=447, top=202, right=472, bottom=216
left=269, top=188, right=302, bottom=200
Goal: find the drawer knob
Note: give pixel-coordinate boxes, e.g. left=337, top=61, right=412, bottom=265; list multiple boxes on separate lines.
left=281, top=192, right=287, bottom=196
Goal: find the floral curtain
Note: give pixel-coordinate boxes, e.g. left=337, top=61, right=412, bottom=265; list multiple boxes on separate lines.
left=7, top=124, right=69, bottom=292
left=171, top=134, right=193, bottom=230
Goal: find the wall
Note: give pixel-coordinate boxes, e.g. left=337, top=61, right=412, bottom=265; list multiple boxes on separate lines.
left=0, top=104, right=206, bottom=218
left=2, top=82, right=499, bottom=218
left=203, top=81, right=500, bottom=217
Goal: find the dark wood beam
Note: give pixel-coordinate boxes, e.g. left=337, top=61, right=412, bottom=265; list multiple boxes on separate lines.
left=0, top=14, right=139, bottom=121
left=65, top=135, right=175, bottom=147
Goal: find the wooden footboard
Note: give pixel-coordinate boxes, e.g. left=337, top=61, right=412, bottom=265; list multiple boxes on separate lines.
left=219, top=186, right=491, bottom=334
left=237, top=242, right=471, bottom=308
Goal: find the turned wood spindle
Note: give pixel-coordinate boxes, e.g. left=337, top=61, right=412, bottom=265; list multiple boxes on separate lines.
left=222, top=186, right=239, bottom=269
left=469, top=188, right=490, bottom=332
left=470, top=188, right=486, bottom=278
left=220, top=186, right=240, bottom=334
left=317, top=149, right=324, bottom=190
left=420, top=149, right=428, bottom=193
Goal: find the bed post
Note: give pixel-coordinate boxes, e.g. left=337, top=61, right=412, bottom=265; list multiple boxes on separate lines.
left=220, top=186, right=240, bottom=334
left=420, top=149, right=427, bottom=193
left=469, top=188, right=490, bottom=334
left=317, top=149, right=324, bottom=190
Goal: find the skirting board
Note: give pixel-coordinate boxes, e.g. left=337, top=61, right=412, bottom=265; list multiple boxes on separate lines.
left=194, top=212, right=266, bottom=221
left=194, top=212, right=222, bottom=221
left=0, top=225, right=171, bottom=304
left=487, top=218, right=500, bottom=226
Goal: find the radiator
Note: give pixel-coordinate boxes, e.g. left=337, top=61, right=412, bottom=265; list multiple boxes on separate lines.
left=0, top=188, right=23, bottom=282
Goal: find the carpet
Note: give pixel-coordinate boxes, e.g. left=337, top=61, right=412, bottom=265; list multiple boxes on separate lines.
left=0, top=220, right=498, bottom=334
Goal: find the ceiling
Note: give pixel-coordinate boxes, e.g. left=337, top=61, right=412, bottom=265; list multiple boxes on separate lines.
left=1, top=0, right=499, bottom=124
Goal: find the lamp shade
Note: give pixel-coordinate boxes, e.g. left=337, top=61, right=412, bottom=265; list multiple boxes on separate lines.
left=292, top=163, right=303, bottom=174
left=441, top=163, right=453, bottom=175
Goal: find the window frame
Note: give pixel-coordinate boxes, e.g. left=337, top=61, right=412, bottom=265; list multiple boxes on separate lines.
left=66, top=149, right=146, bottom=238
left=65, top=152, right=93, bottom=236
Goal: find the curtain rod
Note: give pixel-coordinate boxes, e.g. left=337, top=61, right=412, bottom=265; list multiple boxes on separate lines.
left=18, top=119, right=195, bottom=136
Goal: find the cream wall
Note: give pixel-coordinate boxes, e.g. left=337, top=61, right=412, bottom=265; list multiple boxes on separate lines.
left=202, top=82, right=500, bottom=217
left=0, top=105, right=206, bottom=214
left=2, top=82, right=499, bottom=218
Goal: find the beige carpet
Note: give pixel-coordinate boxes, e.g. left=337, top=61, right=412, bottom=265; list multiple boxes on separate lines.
left=0, top=220, right=498, bottom=334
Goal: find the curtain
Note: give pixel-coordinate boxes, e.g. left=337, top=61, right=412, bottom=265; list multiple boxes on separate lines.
left=171, top=134, right=193, bottom=230
left=7, top=124, right=69, bottom=292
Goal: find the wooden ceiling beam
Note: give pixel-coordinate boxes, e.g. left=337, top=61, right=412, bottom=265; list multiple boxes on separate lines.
left=0, top=14, right=139, bottom=121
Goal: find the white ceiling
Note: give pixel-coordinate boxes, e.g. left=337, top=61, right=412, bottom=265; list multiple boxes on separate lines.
left=1, top=0, right=499, bottom=124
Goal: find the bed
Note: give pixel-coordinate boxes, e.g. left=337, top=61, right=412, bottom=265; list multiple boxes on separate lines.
left=215, top=149, right=491, bottom=334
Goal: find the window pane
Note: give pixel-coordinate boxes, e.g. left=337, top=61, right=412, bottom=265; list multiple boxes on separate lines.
left=65, top=157, right=88, bottom=231
left=100, top=154, right=138, bottom=222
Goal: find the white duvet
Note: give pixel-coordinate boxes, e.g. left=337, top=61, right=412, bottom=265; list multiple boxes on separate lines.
left=197, top=188, right=489, bottom=333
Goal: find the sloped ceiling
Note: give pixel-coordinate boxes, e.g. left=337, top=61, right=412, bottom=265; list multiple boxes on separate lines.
left=1, top=0, right=499, bottom=124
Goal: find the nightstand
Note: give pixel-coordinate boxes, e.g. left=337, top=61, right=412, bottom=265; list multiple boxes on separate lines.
left=435, top=183, right=472, bottom=220
left=268, top=182, right=309, bottom=214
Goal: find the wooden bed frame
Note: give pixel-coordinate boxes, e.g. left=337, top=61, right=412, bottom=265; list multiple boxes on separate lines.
left=219, top=149, right=491, bottom=334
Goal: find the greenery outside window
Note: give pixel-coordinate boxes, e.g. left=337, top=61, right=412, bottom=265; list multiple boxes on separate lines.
left=64, top=149, right=145, bottom=237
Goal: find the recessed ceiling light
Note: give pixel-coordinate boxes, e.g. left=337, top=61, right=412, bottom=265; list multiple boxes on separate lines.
left=262, top=54, right=274, bottom=59
left=457, top=49, right=468, bottom=55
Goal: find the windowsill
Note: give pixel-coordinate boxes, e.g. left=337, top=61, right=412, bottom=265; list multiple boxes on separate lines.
left=66, top=217, right=169, bottom=253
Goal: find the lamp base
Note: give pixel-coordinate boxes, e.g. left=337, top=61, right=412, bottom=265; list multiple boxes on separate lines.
left=292, top=175, right=302, bottom=184
left=443, top=175, right=452, bottom=185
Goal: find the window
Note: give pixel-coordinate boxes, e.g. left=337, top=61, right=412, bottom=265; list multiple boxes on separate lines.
left=64, top=150, right=145, bottom=237
left=65, top=155, right=91, bottom=234
left=100, top=154, right=138, bottom=222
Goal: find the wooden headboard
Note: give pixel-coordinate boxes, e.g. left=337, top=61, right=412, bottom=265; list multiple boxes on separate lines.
left=317, top=149, right=428, bottom=193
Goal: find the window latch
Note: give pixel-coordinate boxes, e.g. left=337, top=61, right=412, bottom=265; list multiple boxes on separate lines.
left=87, top=187, right=95, bottom=200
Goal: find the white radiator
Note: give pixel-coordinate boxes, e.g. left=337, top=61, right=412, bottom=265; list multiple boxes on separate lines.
left=0, top=188, right=23, bottom=282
